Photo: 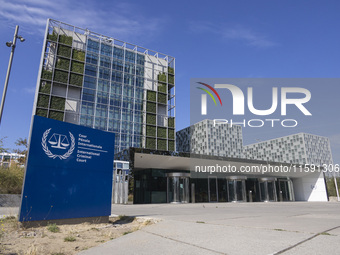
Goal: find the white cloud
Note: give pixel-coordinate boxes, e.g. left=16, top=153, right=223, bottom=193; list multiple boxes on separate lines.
left=0, top=0, right=164, bottom=41
left=189, top=21, right=277, bottom=48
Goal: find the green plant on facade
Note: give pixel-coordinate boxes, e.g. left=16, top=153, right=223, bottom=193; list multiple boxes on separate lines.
left=146, top=125, right=156, bottom=137
left=146, top=102, right=156, bottom=113
left=71, top=61, right=84, bottom=74
left=72, top=49, right=85, bottom=62
left=168, top=140, right=174, bottom=151
left=157, top=83, right=167, bottom=93
left=47, top=32, right=58, bottom=42
left=157, top=93, right=167, bottom=104
left=50, top=96, right=65, bottom=111
left=36, top=108, right=48, bottom=117
left=49, top=111, right=64, bottom=121
left=168, top=74, right=174, bottom=84
left=54, top=70, right=68, bottom=84
left=56, top=57, right=70, bottom=71
left=146, top=138, right=156, bottom=149
left=41, top=70, right=53, bottom=80
left=147, top=90, right=156, bottom=102
left=70, top=73, right=83, bottom=86
left=168, top=66, right=174, bottom=74
left=157, top=139, right=167, bottom=151
left=37, top=94, right=49, bottom=108
left=39, top=81, right=51, bottom=94
left=168, top=117, right=175, bottom=128
left=58, top=34, right=73, bottom=46
left=157, top=127, right=167, bottom=138
left=168, top=128, right=175, bottom=140
left=158, top=72, right=167, bottom=83
left=146, top=114, right=156, bottom=125
left=57, top=45, right=72, bottom=58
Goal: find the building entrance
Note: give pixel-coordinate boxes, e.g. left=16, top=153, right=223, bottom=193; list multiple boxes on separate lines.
left=226, top=176, right=247, bottom=202
left=259, top=178, right=277, bottom=202
left=278, top=178, right=295, bottom=201
left=166, top=173, right=190, bottom=203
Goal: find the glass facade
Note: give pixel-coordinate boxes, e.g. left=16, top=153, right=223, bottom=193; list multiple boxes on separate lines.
left=34, top=19, right=175, bottom=153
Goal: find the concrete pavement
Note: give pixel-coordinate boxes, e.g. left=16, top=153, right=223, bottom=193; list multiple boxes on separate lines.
left=78, top=202, right=340, bottom=255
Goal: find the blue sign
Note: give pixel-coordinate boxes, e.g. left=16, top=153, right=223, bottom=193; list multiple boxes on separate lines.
left=19, top=116, right=115, bottom=222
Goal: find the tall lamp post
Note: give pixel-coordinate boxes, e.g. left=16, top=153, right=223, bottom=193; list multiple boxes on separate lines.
left=0, top=25, right=25, bottom=125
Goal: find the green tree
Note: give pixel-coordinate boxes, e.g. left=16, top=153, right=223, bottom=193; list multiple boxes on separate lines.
left=0, top=137, right=9, bottom=153
left=13, top=138, right=28, bottom=165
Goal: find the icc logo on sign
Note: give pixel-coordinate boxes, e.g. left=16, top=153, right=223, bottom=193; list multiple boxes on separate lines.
left=41, top=128, right=75, bottom=160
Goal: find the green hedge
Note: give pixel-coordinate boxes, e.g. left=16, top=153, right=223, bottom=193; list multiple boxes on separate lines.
left=56, top=57, right=70, bottom=71
left=57, top=45, right=72, bottom=58
left=70, top=73, right=83, bottom=86
left=146, top=102, right=156, bottom=113
left=158, top=83, right=167, bottom=93
left=168, top=117, right=175, bottom=128
left=73, top=49, right=85, bottom=62
left=146, top=138, right=156, bottom=149
left=41, top=70, right=52, bottom=80
left=146, top=114, right=156, bottom=125
left=49, top=111, right=64, bottom=121
left=157, top=139, right=167, bottom=151
left=71, top=61, right=84, bottom=74
left=158, top=72, right=167, bottom=83
left=58, top=34, right=73, bottom=46
left=168, top=67, right=174, bottom=74
left=158, top=93, right=167, bottom=104
left=168, top=74, right=174, bottom=84
left=50, top=96, right=65, bottom=111
left=146, top=125, right=156, bottom=137
left=168, top=140, right=174, bottom=151
left=39, top=81, right=51, bottom=94
left=157, top=127, right=167, bottom=138
left=168, top=128, right=175, bottom=140
left=47, top=32, right=58, bottom=42
left=147, top=90, right=156, bottom=102
left=36, top=108, right=48, bottom=117
left=37, top=94, right=49, bottom=108
left=54, top=70, right=68, bottom=83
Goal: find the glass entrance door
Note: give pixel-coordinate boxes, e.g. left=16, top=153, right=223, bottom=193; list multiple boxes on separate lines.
left=208, top=176, right=218, bottom=202
left=258, top=178, right=277, bottom=202
left=166, top=173, right=190, bottom=203
left=227, top=176, right=247, bottom=202
left=278, top=179, right=295, bottom=201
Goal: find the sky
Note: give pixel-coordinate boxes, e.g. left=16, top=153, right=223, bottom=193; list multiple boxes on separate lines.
left=0, top=0, right=339, bottom=164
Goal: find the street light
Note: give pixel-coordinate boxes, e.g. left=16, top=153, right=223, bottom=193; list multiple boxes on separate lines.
left=0, top=25, right=25, bottom=125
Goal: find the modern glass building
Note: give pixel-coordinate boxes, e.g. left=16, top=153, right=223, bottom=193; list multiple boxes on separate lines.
left=33, top=19, right=175, bottom=153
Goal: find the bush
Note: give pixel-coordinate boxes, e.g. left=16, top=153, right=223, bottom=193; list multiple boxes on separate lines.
left=56, top=57, right=70, bottom=71
left=36, top=108, right=48, bottom=117
left=146, top=114, right=156, bottom=125
left=146, top=125, right=156, bottom=137
left=326, top=177, right=340, bottom=196
left=146, top=102, right=156, bottom=113
left=157, top=93, right=167, bottom=104
left=71, top=61, right=84, bottom=74
left=70, top=73, right=83, bottom=86
left=147, top=90, right=156, bottom=102
left=49, top=111, right=64, bottom=121
left=58, top=34, right=73, bottom=46
left=37, top=94, right=49, bottom=108
left=168, top=117, right=175, bottom=128
left=157, top=139, right=167, bottom=151
left=57, top=45, right=71, bottom=58
left=47, top=223, right=60, bottom=233
left=157, top=127, right=166, bottom=138
left=168, top=128, right=175, bottom=139
left=168, top=140, right=174, bottom=151
left=64, top=236, right=76, bottom=242
left=54, top=70, right=68, bottom=84
left=0, top=166, right=24, bottom=194
left=41, top=70, right=52, bottom=80
left=146, top=138, right=156, bottom=149
left=39, top=81, right=51, bottom=94
left=158, top=83, right=167, bottom=93
left=50, top=96, right=65, bottom=111
left=72, top=49, right=85, bottom=62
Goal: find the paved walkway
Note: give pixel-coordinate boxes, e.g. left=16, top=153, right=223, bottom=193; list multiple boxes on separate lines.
left=78, top=202, right=340, bottom=255
left=2, top=203, right=340, bottom=254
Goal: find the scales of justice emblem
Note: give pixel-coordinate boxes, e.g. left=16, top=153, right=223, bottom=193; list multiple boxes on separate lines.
left=41, top=128, right=75, bottom=159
